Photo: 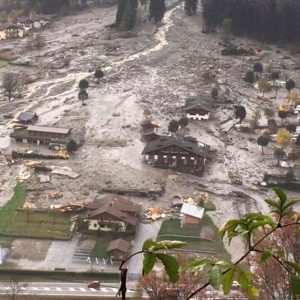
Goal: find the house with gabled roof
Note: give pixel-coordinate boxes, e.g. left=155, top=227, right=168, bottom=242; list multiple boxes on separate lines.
left=142, top=136, right=210, bottom=175
left=183, top=96, right=212, bottom=120
left=107, top=238, right=131, bottom=260
left=84, top=196, right=139, bottom=233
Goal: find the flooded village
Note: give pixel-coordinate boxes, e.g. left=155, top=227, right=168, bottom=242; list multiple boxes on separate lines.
left=0, top=0, right=300, bottom=299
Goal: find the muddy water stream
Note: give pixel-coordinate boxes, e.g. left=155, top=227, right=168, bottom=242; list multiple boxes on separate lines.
left=0, top=4, right=180, bottom=149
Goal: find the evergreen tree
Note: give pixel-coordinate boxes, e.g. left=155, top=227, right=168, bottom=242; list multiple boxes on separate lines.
left=115, top=0, right=138, bottom=30
left=185, top=0, right=198, bottom=16
left=150, top=0, right=166, bottom=23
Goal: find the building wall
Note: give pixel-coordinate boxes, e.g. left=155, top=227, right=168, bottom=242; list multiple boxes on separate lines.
left=108, top=250, right=126, bottom=260
left=87, top=219, right=127, bottom=232
left=144, top=146, right=205, bottom=175
left=181, top=214, right=201, bottom=228
left=187, top=112, right=210, bottom=120
left=28, top=130, right=69, bottom=140
left=0, top=30, right=6, bottom=40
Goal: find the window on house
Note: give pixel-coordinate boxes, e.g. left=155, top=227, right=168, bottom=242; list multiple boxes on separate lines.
left=154, top=155, right=158, bottom=160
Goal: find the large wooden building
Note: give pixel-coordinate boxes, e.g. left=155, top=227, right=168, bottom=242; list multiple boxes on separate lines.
left=11, top=125, right=72, bottom=146
left=142, top=136, right=210, bottom=175
left=183, top=97, right=212, bottom=121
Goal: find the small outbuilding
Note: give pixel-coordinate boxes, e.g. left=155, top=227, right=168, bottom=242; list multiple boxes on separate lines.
left=107, top=238, right=131, bottom=260
left=180, top=203, right=204, bottom=228
left=17, top=111, right=38, bottom=124
left=183, top=97, right=212, bottom=121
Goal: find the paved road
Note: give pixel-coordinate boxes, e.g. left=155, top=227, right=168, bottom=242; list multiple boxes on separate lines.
left=127, top=220, right=162, bottom=279
left=0, top=282, right=138, bottom=298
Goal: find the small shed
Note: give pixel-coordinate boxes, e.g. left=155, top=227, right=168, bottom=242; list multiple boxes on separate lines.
left=180, top=203, right=204, bottom=228
left=17, top=111, right=38, bottom=124
left=107, top=238, right=131, bottom=260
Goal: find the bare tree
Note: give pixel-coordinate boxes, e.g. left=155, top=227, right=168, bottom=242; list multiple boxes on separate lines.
left=6, top=277, right=28, bottom=300
left=2, top=73, right=19, bottom=102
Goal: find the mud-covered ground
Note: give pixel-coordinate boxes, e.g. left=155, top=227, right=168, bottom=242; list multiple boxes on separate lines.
left=0, top=2, right=300, bottom=261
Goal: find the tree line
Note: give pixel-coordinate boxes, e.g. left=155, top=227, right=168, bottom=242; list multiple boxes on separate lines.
left=202, top=0, right=300, bottom=43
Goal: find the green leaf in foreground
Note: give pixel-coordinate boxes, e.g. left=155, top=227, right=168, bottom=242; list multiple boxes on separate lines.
left=291, top=274, right=300, bottom=299
left=142, top=239, right=156, bottom=251
left=286, top=261, right=300, bottom=275
left=222, top=268, right=235, bottom=295
left=156, top=253, right=179, bottom=283
left=153, top=240, right=186, bottom=251
left=209, top=265, right=222, bottom=290
left=142, top=252, right=156, bottom=276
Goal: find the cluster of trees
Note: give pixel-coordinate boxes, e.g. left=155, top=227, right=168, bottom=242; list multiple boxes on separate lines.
left=202, top=0, right=300, bottom=43
left=184, top=0, right=198, bottom=16
left=0, top=0, right=87, bottom=17
left=168, top=117, right=189, bottom=133
left=115, top=0, right=166, bottom=31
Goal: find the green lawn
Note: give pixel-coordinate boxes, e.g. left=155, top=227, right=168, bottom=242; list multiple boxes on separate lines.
left=91, top=236, right=112, bottom=257
left=0, top=59, right=7, bottom=69
left=0, top=184, right=27, bottom=233
left=13, top=128, right=29, bottom=137
left=6, top=210, right=73, bottom=239
left=158, top=218, right=201, bottom=237
left=157, top=216, right=229, bottom=259
left=0, top=184, right=72, bottom=239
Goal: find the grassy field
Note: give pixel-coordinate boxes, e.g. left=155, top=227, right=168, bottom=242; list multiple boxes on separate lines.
left=6, top=210, right=73, bottom=239
left=0, top=59, right=8, bottom=68
left=91, top=236, right=112, bottom=257
left=0, top=184, right=27, bottom=233
left=0, top=184, right=72, bottom=239
left=0, top=269, right=119, bottom=283
left=157, top=216, right=229, bottom=259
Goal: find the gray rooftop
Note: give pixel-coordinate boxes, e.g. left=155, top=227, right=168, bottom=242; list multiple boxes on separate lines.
left=17, top=111, right=37, bottom=122
left=180, top=203, right=204, bottom=219
left=142, top=135, right=210, bottom=158
left=27, top=125, right=71, bottom=135
left=183, top=96, right=212, bottom=112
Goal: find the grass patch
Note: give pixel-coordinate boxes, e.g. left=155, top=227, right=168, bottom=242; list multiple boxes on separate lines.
left=157, top=216, right=229, bottom=259
left=0, top=59, right=8, bottom=69
left=0, top=184, right=27, bottom=233
left=0, top=236, right=13, bottom=247
left=12, top=128, right=29, bottom=138
left=0, top=269, right=119, bottom=283
left=0, top=184, right=72, bottom=239
left=91, top=236, right=112, bottom=257
left=6, top=210, right=73, bottom=239
left=158, top=218, right=201, bottom=237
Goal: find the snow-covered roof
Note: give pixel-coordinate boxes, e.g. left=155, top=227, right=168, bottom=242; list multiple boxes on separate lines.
left=180, top=203, right=204, bottom=219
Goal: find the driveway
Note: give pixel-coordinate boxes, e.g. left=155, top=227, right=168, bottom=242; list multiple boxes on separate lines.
left=127, top=220, right=162, bottom=280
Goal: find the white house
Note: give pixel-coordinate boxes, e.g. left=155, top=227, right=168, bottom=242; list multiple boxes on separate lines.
left=183, top=97, right=212, bottom=121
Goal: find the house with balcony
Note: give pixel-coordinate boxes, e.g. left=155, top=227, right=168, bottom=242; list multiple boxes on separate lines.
left=142, top=136, right=210, bottom=176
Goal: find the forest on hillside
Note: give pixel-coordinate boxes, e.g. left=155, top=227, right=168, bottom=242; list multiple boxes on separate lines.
left=202, top=0, right=300, bottom=44
left=0, top=0, right=87, bottom=17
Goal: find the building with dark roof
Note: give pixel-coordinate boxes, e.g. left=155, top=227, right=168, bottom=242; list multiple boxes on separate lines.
left=183, top=96, right=212, bottom=120
left=142, top=135, right=210, bottom=175
left=107, top=238, right=131, bottom=260
left=17, top=111, right=38, bottom=124
left=84, top=196, right=139, bottom=233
